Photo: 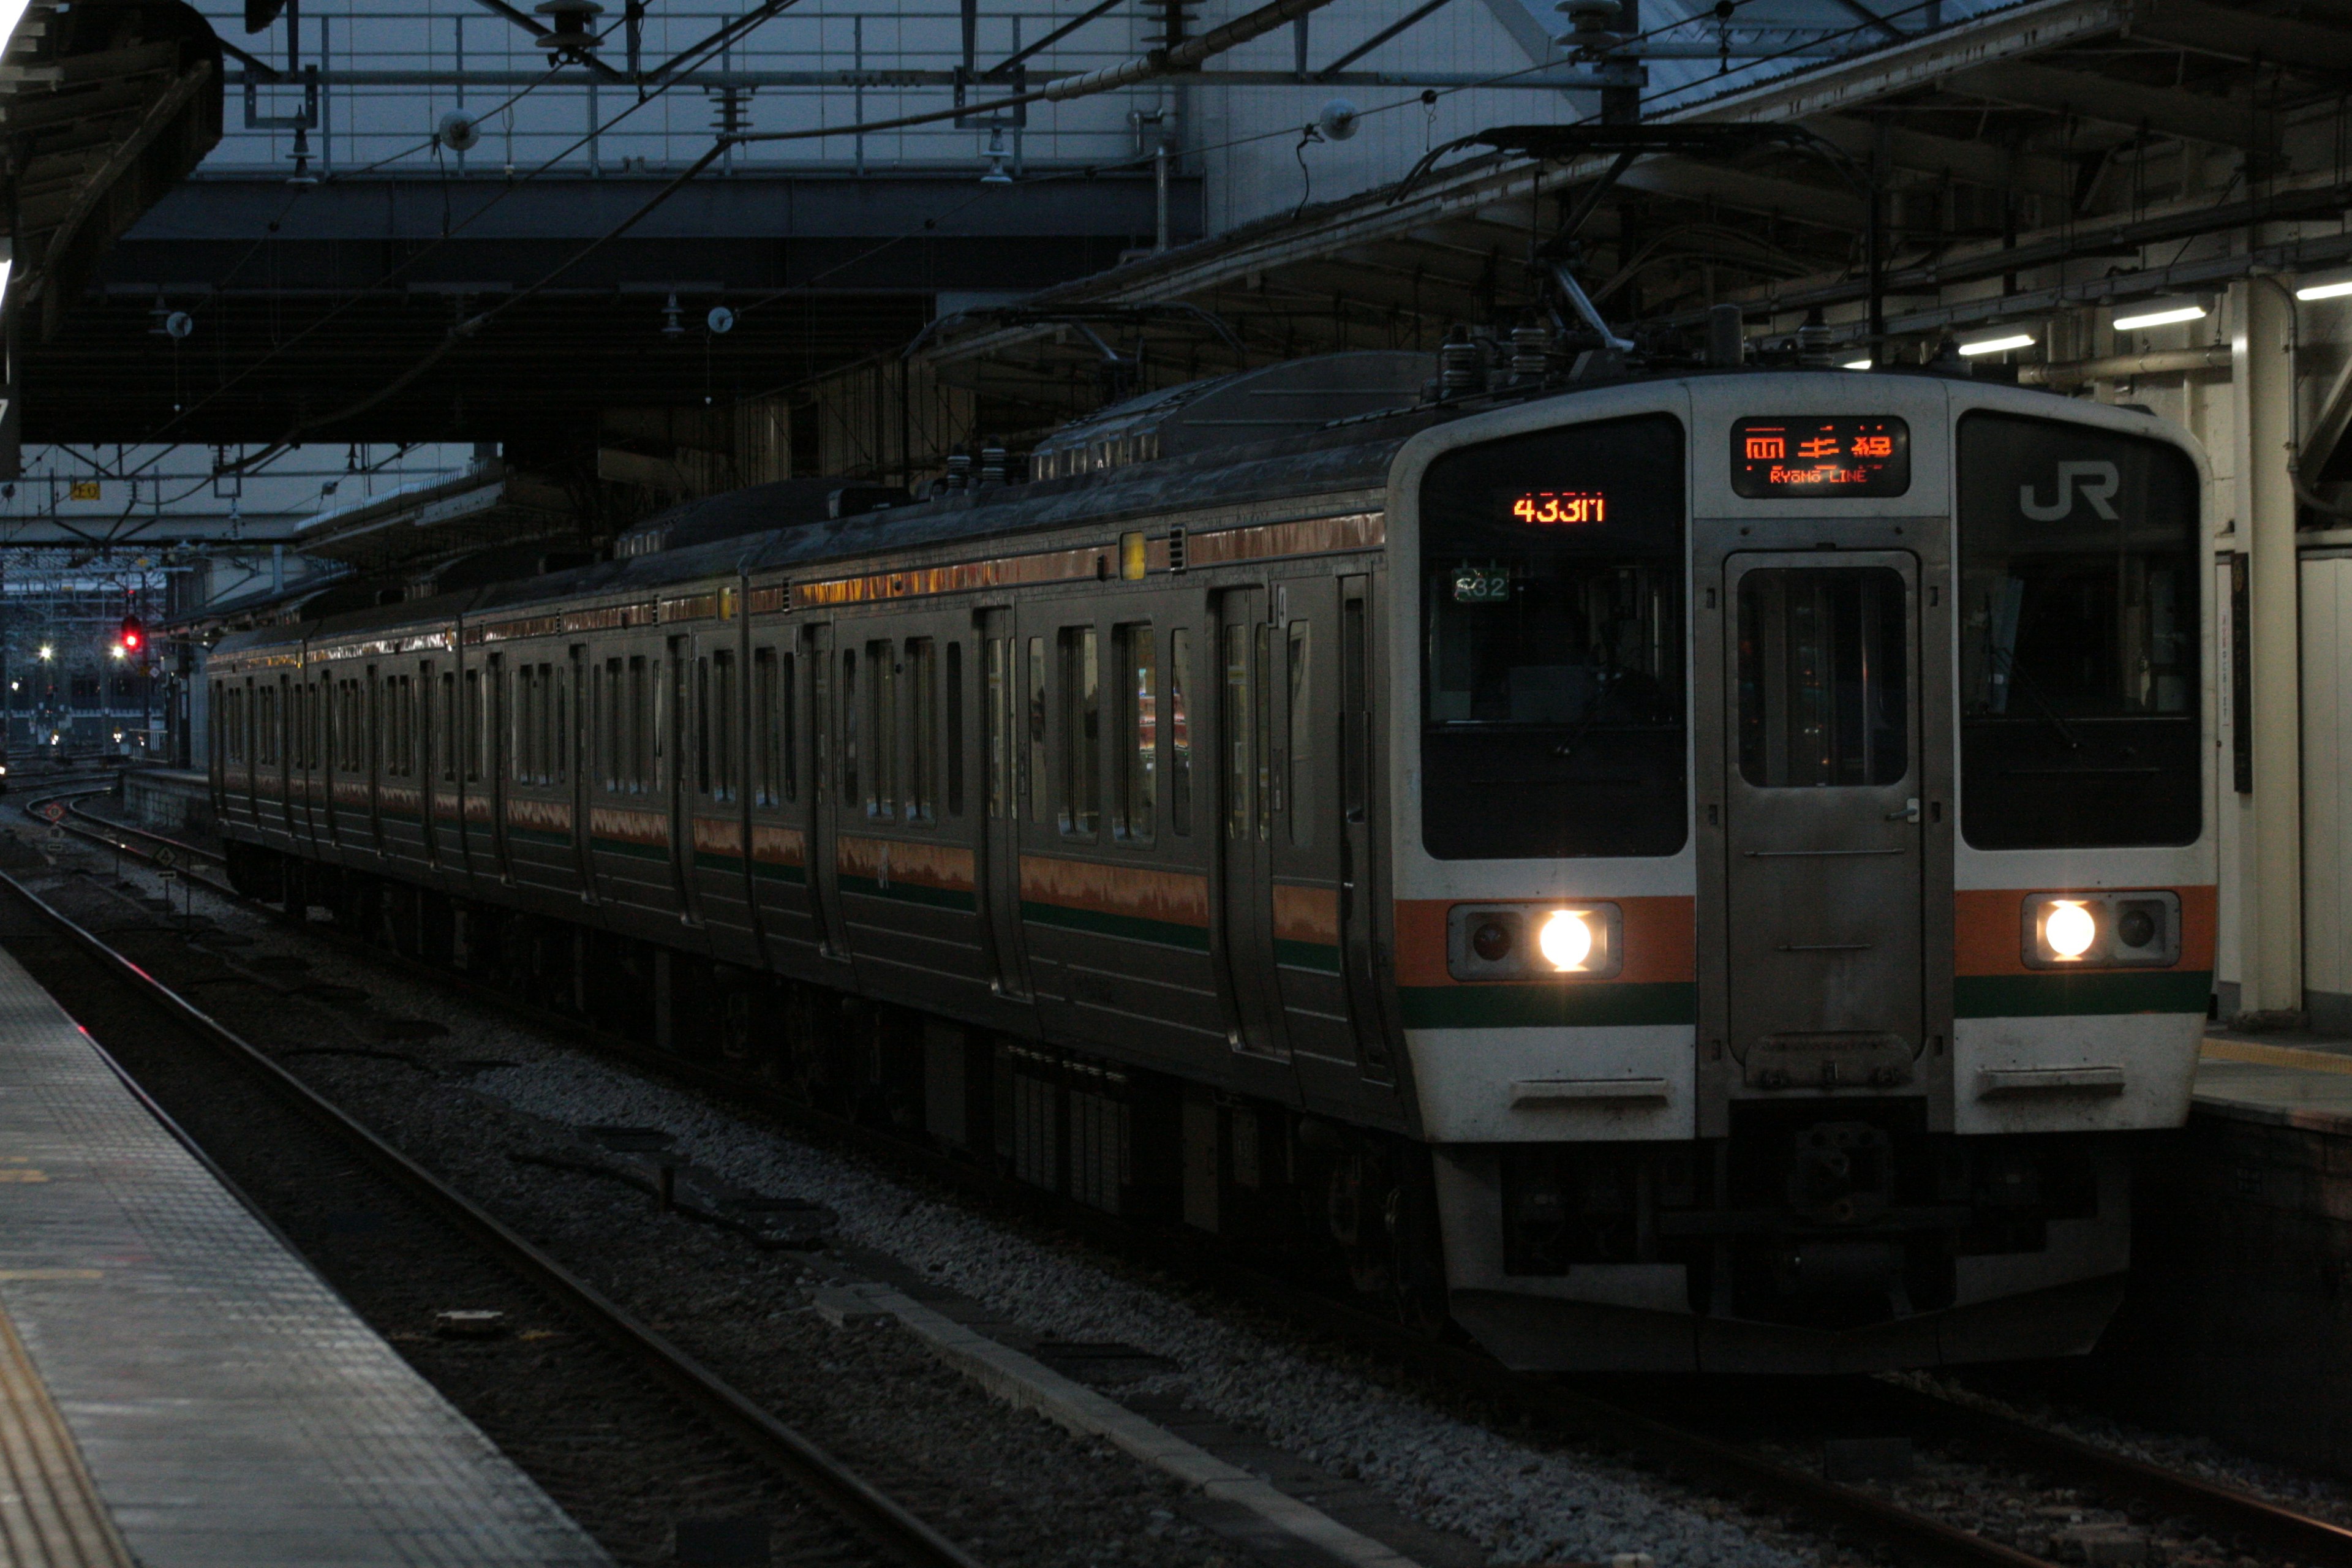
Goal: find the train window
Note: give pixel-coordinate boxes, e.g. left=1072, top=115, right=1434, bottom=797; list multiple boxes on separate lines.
left=1224, top=624, right=1254, bottom=841
left=554, top=665, right=568, bottom=786
left=1058, top=627, right=1100, bottom=837
left=1114, top=624, right=1156, bottom=844
left=1025, top=637, right=1047, bottom=824
left=842, top=647, right=861, bottom=813
left=907, top=639, right=937, bottom=824
left=463, top=671, right=483, bottom=782
left=1418, top=412, right=1687, bottom=859
left=945, top=641, right=964, bottom=818
left=695, top=657, right=712, bottom=796
left=1287, top=622, right=1313, bottom=848
left=864, top=639, right=899, bottom=820
left=1341, top=598, right=1368, bottom=823
left=782, top=650, right=797, bottom=802
left=441, top=672, right=459, bottom=782
left=1957, top=412, right=2200, bottom=848
left=753, top=647, right=780, bottom=807
left=1169, top=629, right=1192, bottom=837
left=628, top=655, right=650, bottom=793
left=714, top=650, right=737, bottom=803
left=1737, top=568, right=1908, bottom=788
left=986, top=638, right=1008, bottom=819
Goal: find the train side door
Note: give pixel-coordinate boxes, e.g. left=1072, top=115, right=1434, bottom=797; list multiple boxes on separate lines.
left=1335, top=575, right=1394, bottom=1083
left=976, top=607, right=1029, bottom=996
left=807, top=622, right=845, bottom=958
left=276, top=674, right=295, bottom=837
left=1719, top=551, right=1924, bottom=1094
left=1213, top=587, right=1287, bottom=1059
left=365, top=665, right=384, bottom=851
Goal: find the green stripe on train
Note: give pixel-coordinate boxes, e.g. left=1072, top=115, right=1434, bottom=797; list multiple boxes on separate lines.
left=842, top=873, right=977, bottom=913
left=1396, top=982, right=1698, bottom=1030
left=1274, top=938, right=1342, bottom=974
left=1953, top=970, right=2213, bottom=1018
left=1020, top=900, right=1211, bottom=953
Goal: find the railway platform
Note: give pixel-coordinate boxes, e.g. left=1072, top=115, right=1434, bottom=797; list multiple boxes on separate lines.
left=0, top=940, right=608, bottom=1566
left=2065, top=1028, right=2352, bottom=1482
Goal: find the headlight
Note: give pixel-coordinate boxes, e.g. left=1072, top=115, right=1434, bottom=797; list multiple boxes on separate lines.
left=1537, top=910, right=1594, bottom=971
left=1449, top=902, right=1623, bottom=981
left=2022, top=891, right=2182, bottom=969
left=2043, top=900, right=2097, bottom=961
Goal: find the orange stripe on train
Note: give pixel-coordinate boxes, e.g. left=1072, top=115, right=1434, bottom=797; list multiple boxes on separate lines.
left=1018, top=854, right=1208, bottom=925
left=837, top=834, right=974, bottom=891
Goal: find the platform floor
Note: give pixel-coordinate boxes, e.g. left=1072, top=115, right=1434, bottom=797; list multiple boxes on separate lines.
left=0, top=941, right=609, bottom=1566
left=2196, top=1028, right=2352, bottom=1130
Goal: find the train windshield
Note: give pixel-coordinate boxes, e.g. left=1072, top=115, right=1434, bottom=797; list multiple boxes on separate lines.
left=1957, top=412, right=2201, bottom=848
left=1418, top=412, right=1687, bottom=859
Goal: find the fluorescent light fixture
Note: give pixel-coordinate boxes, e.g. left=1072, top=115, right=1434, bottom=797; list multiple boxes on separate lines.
left=2299, top=277, right=2352, bottom=301
left=1959, top=333, right=2035, bottom=357
left=1843, top=358, right=1874, bottom=371
left=2111, top=302, right=2206, bottom=331
left=0, top=1, right=29, bottom=56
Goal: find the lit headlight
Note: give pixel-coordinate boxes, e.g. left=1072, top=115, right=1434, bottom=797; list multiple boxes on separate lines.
left=2043, top=900, right=2097, bottom=961
left=1449, top=902, right=1623, bottom=981
left=1537, top=909, right=1594, bottom=972
left=2022, top=891, right=2182, bottom=969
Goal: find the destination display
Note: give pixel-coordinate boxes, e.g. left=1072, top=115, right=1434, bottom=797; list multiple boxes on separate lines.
left=1506, top=489, right=1610, bottom=526
left=1731, top=416, right=1910, bottom=497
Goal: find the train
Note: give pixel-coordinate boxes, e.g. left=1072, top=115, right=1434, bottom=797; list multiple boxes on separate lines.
left=205, top=346, right=2214, bottom=1373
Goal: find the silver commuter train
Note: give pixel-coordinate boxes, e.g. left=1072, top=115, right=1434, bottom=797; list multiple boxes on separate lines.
left=207, top=356, right=2215, bottom=1373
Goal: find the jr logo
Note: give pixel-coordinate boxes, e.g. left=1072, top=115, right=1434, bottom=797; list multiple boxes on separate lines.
left=2019, top=460, right=2121, bottom=521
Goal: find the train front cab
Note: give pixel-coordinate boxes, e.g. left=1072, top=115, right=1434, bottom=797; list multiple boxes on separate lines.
left=1389, top=372, right=2215, bottom=1374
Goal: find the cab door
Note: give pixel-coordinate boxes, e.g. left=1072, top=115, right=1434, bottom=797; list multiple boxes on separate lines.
left=1719, top=552, right=1923, bottom=1093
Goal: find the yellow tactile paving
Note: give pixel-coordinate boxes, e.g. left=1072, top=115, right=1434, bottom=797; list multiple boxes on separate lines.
left=0, top=1295, right=132, bottom=1568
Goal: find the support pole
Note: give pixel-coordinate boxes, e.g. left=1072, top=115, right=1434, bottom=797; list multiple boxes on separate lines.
left=2233, top=277, right=2304, bottom=1020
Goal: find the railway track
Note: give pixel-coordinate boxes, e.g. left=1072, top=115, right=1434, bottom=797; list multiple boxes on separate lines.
left=31, top=786, right=2352, bottom=1568
left=0, top=818, right=982, bottom=1568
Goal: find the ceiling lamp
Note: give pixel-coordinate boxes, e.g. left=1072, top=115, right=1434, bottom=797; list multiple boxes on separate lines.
left=1958, top=332, right=2034, bottom=356
left=2111, top=300, right=2207, bottom=331
left=2298, top=276, right=2352, bottom=301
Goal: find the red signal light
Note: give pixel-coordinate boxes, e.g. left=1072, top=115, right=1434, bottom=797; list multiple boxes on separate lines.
left=118, top=616, right=144, bottom=655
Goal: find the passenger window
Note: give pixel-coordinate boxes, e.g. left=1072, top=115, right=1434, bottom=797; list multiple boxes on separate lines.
left=1342, top=597, right=1368, bottom=823
left=987, top=637, right=1008, bottom=819
left=695, top=657, right=712, bottom=796
left=1024, top=637, right=1046, bottom=824
left=907, top=638, right=937, bottom=824
left=781, top=650, right=797, bottom=802
left=1286, top=620, right=1312, bottom=848
left=841, top=647, right=861, bottom=812
left=1114, top=624, right=1155, bottom=845
left=628, top=655, right=650, bottom=793
left=1169, top=629, right=1191, bottom=837
left=712, top=650, right=738, bottom=803
left=754, top=647, right=780, bottom=806
left=463, top=670, right=483, bottom=782
left=1224, top=625, right=1253, bottom=840
left=441, top=673, right=459, bottom=782
left=1058, top=627, right=1099, bottom=837
left=864, top=639, right=898, bottom=820
left=945, top=641, right=964, bottom=818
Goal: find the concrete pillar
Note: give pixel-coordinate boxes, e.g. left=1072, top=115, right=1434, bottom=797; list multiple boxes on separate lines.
left=2232, top=278, right=2305, bottom=1017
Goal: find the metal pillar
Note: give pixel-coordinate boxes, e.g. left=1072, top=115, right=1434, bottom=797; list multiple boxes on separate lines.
left=2233, top=277, right=2305, bottom=1019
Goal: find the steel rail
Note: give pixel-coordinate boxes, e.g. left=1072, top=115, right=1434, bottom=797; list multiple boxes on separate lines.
left=0, top=851, right=986, bottom=1568
left=1867, top=1382, right=2352, bottom=1566
left=57, top=797, right=2352, bottom=1567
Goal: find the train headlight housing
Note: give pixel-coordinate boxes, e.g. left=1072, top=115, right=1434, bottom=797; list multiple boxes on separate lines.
left=2022, top=891, right=2182, bottom=969
left=1449, top=902, right=1623, bottom=981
